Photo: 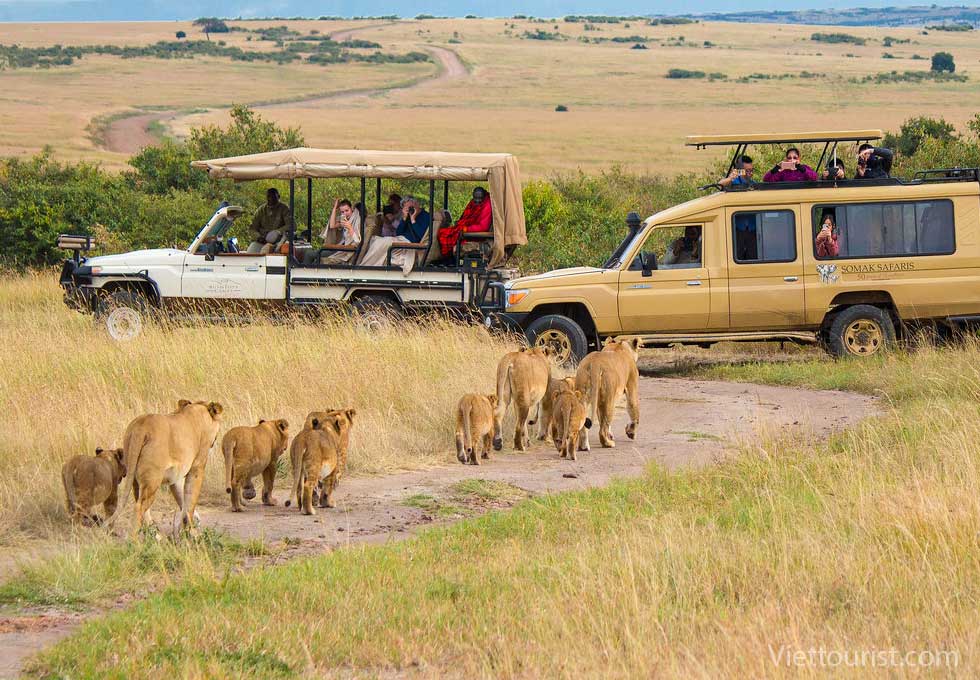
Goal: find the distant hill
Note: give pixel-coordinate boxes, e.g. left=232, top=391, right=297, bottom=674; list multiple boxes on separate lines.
left=1, top=1, right=980, bottom=25
left=691, top=5, right=980, bottom=27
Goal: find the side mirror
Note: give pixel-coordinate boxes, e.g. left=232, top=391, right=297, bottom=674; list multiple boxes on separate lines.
left=641, top=252, right=657, bottom=277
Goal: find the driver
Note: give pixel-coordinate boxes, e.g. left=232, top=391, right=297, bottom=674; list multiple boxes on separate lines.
left=247, top=188, right=293, bottom=254
left=661, top=226, right=702, bottom=266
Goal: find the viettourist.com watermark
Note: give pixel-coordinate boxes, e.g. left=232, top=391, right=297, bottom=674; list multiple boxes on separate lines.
left=769, top=644, right=959, bottom=669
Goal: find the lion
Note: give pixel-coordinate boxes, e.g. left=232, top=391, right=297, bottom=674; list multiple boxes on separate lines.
left=574, top=338, right=640, bottom=451
left=493, top=346, right=553, bottom=452
left=285, top=409, right=356, bottom=514
left=115, top=399, right=223, bottom=536
left=62, top=447, right=126, bottom=525
left=535, top=374, right=571, bottom=443
left=221, top=418, right=289, bottom=512
left=548, top=378, right=590, bottom=461
left=454, top=393, right=498, bottom=465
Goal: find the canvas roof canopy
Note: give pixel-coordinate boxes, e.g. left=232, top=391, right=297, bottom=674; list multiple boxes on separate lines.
left=191, top=147, right=527, bottom=266
left=686, top=130, right=883, bottom=147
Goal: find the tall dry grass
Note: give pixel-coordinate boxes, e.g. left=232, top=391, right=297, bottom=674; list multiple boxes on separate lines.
left=0, top=272, right=513, bottom=545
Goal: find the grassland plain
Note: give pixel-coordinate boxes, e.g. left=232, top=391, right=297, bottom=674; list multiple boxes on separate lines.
left=0, top=273, right=511, bottom=548
left=20, top=337, right=979, bottom=678
left=5, top=18, right=980, bottom=175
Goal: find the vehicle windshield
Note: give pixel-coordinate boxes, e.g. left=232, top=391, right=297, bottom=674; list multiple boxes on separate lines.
left=603, top=220, right=645, bottom=269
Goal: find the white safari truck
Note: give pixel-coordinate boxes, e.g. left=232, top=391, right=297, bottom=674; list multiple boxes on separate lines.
left=59, top=148, right=528, bottom=338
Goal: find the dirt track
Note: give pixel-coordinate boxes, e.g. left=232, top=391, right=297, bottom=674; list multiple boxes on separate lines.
left=0, top=376, right=875, bottom=678
left=98, top=25, right=467, bottom=155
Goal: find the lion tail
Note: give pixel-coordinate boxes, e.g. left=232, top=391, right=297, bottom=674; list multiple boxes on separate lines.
left=586, top=366, right=602, bottom=430
left=285, top=434, right=305, bottom=508
left=222, top=435, right=235, bottom=494
left=62, top=463, right=76, bottom=516
left=462, top=401, right=474, bottom=455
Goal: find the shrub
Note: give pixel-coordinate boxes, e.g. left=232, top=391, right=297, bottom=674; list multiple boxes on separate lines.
left=810, top=32, right=866, bottom=45
left=555, top=104, right=568, bottom=112
left=882, top=116, right=958, bottom=157
left=925, top=23, right=973, bottom=31
left=666, top=68, right=705, bottom=79
left=932, top=51, right=955, bottom=73
left=175, top=31, right=186, bottom=39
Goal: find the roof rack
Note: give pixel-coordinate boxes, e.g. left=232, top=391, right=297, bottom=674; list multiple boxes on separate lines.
left=686, top=130, right=883, bottom=148
left=913, top=167, right=980, bottom=183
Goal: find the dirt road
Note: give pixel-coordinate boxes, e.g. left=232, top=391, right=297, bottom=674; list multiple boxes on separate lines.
left=0, top=376, right=875, bottom=678
left=98, top=25, right=466, bottom=155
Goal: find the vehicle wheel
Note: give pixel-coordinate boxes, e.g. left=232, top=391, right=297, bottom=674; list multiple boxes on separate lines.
left=526, top=314, right=589, bottom=367
left=99, top=289, right=149, bottom=341
left=825, top=305, right=896, bottom=358
left=351, top=295, right=403, bottom=333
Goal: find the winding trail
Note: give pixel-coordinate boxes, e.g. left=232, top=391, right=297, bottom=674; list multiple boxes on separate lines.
left=0, top=375, right=875, bottom=678
left=98, top=24, right=467, bottom=155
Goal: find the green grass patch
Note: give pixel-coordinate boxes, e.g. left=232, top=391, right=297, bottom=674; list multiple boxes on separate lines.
left=402, top=493, right=467, bottom=518
left=450, top=479, right=527, bottom=503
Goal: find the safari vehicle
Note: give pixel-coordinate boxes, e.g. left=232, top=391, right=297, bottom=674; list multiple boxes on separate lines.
left=59, top=148, right=527, bottom=338
left=497, top=130, right=980, bottom=364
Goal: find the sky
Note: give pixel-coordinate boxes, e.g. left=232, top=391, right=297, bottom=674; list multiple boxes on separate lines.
left=0, top=0, right=976, bottom=22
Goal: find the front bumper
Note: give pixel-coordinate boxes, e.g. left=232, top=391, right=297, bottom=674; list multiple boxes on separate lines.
left=59, top=260, right=95, bottom=312
left=484, top=310, right=529, bottom=336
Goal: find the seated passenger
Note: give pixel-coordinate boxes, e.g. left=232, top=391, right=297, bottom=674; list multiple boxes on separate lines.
left=358, top=196, right=431, bottom=274
left=436, top=187, right=493, bottom=262
left=387, top=193, right=403, bottom=234
left=316, top=198, right=361, bottom=265
left=381, top=205, right=398, bottom=237
left=247, top=188, right=293, bottom=253
left=854, top=144, right=894, bottom=180
left=719, top=155, right=756, bottom=188
left=661, top=226, right=702, bottom=267
left=815, top=214, right=840, bottom=258
left=763, top=148, right=818, bottom=183
left=821, top=158, right=846, bottom=181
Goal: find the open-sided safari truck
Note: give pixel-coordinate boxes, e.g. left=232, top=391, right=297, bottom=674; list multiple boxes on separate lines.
left=496, top=130, right=980, bottom=363
left=59, top=147, right=527, bottom=339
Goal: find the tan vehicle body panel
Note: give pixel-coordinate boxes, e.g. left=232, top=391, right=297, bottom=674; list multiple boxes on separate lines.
left=508, top=182, right=980, bottom=336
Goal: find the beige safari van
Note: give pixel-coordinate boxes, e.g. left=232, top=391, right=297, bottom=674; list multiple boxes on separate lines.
left=494, top=130, right=980, bottom=364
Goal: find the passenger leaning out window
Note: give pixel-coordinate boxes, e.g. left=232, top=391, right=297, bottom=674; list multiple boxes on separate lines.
left=815, top=214, right=840, bottom=258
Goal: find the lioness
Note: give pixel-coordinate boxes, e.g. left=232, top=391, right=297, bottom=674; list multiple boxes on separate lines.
left=62, top=447, right=126, bottom=525
left=116, top=399, right=223, bottom=536
left=493, top=346, right=553, bottom=452
left=574, top=338, right=640, bottom=451
left=548, top=378, right=590, bottom=461
left=286, top=409, right=355, bottom=514
left=455, top=393, right=498, bottom=465
left=535, top=374, right=570, bottom=443
left=222, top=418, right=289, bottom=512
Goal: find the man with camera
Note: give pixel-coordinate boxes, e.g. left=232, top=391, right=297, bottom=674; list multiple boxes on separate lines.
left=854, top=143, right=894, bottom=180
left=719, top=155, right=756, bottom=188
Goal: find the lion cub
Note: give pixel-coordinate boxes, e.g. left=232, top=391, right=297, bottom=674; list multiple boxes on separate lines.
left=221, top=418, right=290, bottom=512
left=455, top=393, right=498, bottom=465
left=62, top=447, right=126, bottom=525
left=549, top=378, right=591, bottom=461
left=286, top=409, right=356, bottom=515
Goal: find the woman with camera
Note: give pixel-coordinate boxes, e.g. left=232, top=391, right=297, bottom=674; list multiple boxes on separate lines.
left=763, top=147, right=819, bottom=183
left=815, top=213, right=840, bottom=258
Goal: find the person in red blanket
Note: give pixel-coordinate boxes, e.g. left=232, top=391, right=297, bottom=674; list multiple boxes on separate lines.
left=434, top=187, right=493, bottom=265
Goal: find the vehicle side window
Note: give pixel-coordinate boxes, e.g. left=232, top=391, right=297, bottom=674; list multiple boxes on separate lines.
left=732, top=210, right=796, bottom=263
left=629, top=225, right=703, bottom=270
left=813, top=200, right=955, bottom=260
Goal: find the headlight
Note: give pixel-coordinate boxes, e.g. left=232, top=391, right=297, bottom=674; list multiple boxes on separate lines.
left=90, top=266, right=103, bottom=274
left=506, top=289, right=530, bottom=308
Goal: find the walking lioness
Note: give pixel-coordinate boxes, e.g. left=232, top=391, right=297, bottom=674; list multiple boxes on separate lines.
left=574, top=338, right=640, bottom=451
left=548, top=378, right=590, bottom=461
left=116, top=399, right=223, bottom=536
left=62, top=447, right=126, bottom=525
left=286, top=409, right=355, bottom=514
left=455, top=393, right=498, bottom=465
left=493, top=346, right=553, bottom=451
left=222, top=418, right=290, bottom=512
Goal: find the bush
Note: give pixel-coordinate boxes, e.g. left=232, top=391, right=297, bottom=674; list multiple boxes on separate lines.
left=882, top=116, right=958, bottom=157
left=175, top=31, right=186, bottom=39
left=932, top=51, right=955, bottom=73
left=555, top=104, right=568, bottom=112
left=666, top=68, right=705, bottom=79
left=810, top=32, right=866, bottom=45
left=926, top=23, right=973, bottom=31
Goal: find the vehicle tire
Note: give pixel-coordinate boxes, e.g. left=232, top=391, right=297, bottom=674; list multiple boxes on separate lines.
left=824, top=305, right=896, bottom=359
left=525, top=314, right=589, bottom=367
left=98, top=289, right=150, bottom=341
left=351, top=295, right=403, bottom=333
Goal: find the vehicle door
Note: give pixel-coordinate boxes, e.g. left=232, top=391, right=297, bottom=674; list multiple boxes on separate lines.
left=181, top=251, right=268, bottom=299
left=727, top=206, right=805, bottom=329
left=618, top=224, right=711, bottom=332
